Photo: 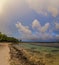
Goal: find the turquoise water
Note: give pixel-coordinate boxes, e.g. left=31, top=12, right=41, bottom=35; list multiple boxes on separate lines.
left=19, top=43, right=59, bottom=52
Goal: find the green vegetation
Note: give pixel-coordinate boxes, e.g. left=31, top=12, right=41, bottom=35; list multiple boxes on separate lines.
left=0, top=32, right=19, bottom=43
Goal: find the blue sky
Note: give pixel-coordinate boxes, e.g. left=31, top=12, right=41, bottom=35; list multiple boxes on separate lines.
left=0, top=0, right=59, bottom=42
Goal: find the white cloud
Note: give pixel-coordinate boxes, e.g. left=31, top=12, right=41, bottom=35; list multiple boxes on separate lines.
left=16, top=20, right=52, bottom=40
left=32, top=19, right=50, bottom=33
left=32, top=19, right=41, bottom=29
left=48, top=6, right=58, bottom=17
left=16, top=22, right=36, bottom=40
left=35, top=32, right=53, bottom=40
left=16, top=22, right=32, bottom=34
left=15, top=19, right=59, bottom=41
left=0, top=0, right=31, bottom=35
left=55, top=22, right=59, bottom=29
left=26, top=0, right=59, bottom=17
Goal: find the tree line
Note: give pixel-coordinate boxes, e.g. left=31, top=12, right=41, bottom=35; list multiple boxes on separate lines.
left=0, top=32, right=19, bottom=43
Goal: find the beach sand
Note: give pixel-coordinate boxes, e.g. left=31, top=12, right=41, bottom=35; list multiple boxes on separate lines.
left=0, top=43, right=10, bottom=65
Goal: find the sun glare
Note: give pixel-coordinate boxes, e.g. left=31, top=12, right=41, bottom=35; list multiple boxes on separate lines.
left=0, top=0, right=7, bottom=14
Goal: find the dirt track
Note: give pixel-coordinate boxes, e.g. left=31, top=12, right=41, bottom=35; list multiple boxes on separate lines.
left=0, top=43, right=10, bottom=65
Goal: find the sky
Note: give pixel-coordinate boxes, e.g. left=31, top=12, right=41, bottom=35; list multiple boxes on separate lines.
left=0, top=0, right=59, bottom=42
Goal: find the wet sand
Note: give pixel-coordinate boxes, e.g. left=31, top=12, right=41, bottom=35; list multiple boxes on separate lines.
left=0, top=43, right=10, bottom=65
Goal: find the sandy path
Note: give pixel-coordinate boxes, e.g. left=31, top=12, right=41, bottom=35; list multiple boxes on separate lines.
left=0, top=43, right=10, bottom=65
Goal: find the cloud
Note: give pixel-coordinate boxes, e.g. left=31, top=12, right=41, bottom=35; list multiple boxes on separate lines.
left=47, top=6, right=58, bottom=17
left=0, top=0, right=31, bottom=36
left=16, top=20, right=52, bottom=41
left=16, top=22, right=32, bottom=34
left=26, top=0, right=59, bottom=17
left=56, top=35, right=59, bottom=39
left=0, top=0, right=59, bottom=41
left=35, top=32, right=53, bottom=40
left=32, top=19, right=50, bottom=33
left=16, top=22, right=35, bottom=40
left=55, top=22, right=59, bottom=29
